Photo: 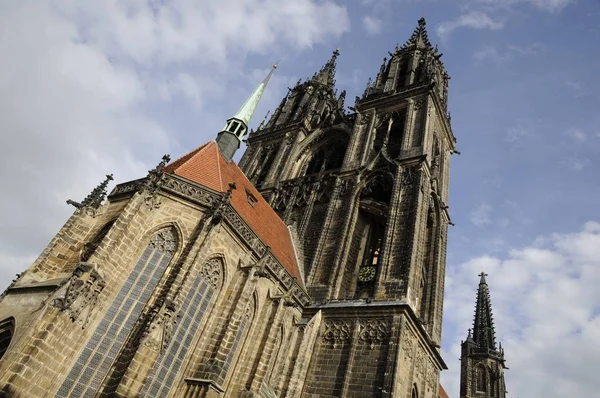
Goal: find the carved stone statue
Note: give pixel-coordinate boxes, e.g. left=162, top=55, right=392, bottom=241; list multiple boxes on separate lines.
left=53, top=263, right=105, bottom=329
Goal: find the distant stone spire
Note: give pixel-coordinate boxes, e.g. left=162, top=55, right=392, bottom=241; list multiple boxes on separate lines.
left=217, top=64, right=277, bottom=161
left=472, top=272, right=497, bottom=350
left=312, top=49, right=340, bottom=87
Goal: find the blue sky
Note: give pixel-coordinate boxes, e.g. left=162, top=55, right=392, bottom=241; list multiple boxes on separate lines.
left=1, top=0, right=599, bottom=396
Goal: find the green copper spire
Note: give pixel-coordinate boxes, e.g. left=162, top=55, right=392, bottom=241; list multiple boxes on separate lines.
left=217, top=64, right=277, bottom=162
left=232, top=64, right=277, bottom=127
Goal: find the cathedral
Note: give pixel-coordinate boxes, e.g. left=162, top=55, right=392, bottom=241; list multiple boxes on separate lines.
left=0, top=19, right=507, bottom=398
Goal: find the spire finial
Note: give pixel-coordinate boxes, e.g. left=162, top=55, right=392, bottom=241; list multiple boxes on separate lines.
left=479, top=272, right=488, bottom=284
left=312, top=49, right=340, bottom=87
left=402, top=17, right=433, bottom=50
left=67, top=174, right=114, bottom=211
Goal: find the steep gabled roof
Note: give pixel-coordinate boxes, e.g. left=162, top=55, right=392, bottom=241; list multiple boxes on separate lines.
left=164, top=141, right=302, bottom=284
left=439, top=384, right=450, bottom=398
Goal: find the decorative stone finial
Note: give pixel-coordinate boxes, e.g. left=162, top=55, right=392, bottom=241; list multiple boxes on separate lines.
left=67, top=174, right=114, bottom=212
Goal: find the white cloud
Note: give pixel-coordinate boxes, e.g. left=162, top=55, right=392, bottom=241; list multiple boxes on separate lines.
left=473, top=42, right=545, bottom=64
left=564, top=80, right=586, bottom=97
left=560, top=156, right=590, bottom=171
left=442, top=222, right=600, bottom=397
left=363, top=15, right=384, bottom=36
left=479, top=0, right=574, bottom=12
left=0, top=0, right=350, bottom=291
left=566, top=127, right=588, bottom=142
left=473, top=46, right=512, bottom=64
left=505, top=118, right=543, bottom=146
left=437, top=11, right=503, bottom=40
left=507, top=42, right=545, bottom=55
left=470, top=202, right=493, bottom=227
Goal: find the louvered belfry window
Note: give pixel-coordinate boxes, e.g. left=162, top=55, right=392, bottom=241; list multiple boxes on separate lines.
left=57, top=227, right=178, bottom=398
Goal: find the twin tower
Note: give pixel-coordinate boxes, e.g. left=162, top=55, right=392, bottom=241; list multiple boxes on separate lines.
left=0, top=18, right=507, bottom=398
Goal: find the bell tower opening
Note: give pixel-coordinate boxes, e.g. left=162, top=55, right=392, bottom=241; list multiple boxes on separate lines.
left=305, top=140, right=347, bottom=176
left=355, top=214, right=385, bottom=298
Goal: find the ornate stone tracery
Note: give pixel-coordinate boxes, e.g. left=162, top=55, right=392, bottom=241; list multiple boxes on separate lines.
left=201, top=258, right=224, bottom=290
left=358, top=318, right=390, bottom=349
left=148, top=228, right=178, bottom=254
left=402, top=330, right=416, bottom=360
left=322, top=319, right=352, bottom=347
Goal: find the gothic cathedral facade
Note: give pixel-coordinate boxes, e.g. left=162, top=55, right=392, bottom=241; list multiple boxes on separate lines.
left=0, top=18, right=506, bottom=398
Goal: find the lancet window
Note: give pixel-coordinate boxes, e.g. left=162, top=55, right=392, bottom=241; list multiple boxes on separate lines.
left=141, top=257, right=224, bottom=397
left=476, top=365, right=487, bottom=392
left=305, top=139, right=347, bottom=176
left=57, top=227, right=179, bottom=398
left=373, top=110, right=406, bottom=157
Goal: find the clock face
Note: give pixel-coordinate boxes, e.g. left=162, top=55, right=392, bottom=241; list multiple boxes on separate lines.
left=358, top=266, right=376, bottom=282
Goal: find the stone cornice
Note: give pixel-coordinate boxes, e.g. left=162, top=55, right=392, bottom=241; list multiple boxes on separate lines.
left=357, top=82, right=430, bottom=110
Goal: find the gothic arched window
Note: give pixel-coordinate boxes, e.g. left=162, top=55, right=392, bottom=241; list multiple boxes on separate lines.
left=141, top=256, right=225, bottom=397
left=476, top=365, right=487, bottom=392
left=419, top=196, right=438, bottom=319
left=373, top=110, right=406, bottom=158
left=397, top=58, right=410, bottom=88
left=0, top=317, right=15, bottom=361
left=387, top=110, right=406, bottom=158
left=57, top=227, right=179, bottom=398
left=305, top=139, right=347, bottom=176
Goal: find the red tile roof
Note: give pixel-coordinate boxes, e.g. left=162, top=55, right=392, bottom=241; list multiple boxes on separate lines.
left=439, top=384, right=450, bottom=398
left=164, top=141, right=302, bottom=284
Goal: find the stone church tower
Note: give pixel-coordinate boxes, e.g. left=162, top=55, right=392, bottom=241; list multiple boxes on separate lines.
left=459, top=274, right=508, bottom=398
left=240, top=18, right=455, bottom=396
left=0, top=18, right=458, bottom=398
